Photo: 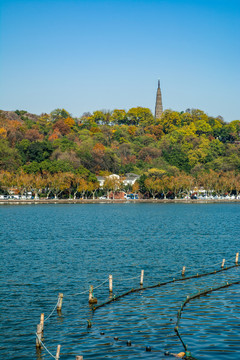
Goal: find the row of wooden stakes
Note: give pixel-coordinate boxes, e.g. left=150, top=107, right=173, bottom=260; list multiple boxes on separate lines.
left=89, top=270, right=145, bottom=304
left=35, top=271, right=145, bottom=357
left=35, top=253, right=239, bottom=358
left=36, top=314, right=83, bottom=359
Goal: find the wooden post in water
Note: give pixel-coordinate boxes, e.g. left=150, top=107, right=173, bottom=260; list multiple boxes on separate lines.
left=221, top=259, right=225, bottom=268
left=182, top=266, right=186, bottom=276
left=56, top=345, right=61, bottom=360
left=89, top=285, right=93, bottom=302
left=109, top=275, right=113, bottom=292
left=57, top=293, right=63, bottom=311
left=76, top=356, right=83, bottom=360
left=40, top=313, right=44, bottom=333
left=236, top=252, right=239, bottom=265
left=89, top=285, right=97, bottom=304
left=36, top=324, right=42, bottom=348
left=140, top=270, right=144, bottom=286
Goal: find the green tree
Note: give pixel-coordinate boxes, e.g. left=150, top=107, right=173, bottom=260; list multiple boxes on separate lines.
left=0, top=140, right=22, bottom=170
left=137, top=174, right=148, bottom=195
left=111, top=109, right=127, bottom=125
left=195, top=120, right=212, bottom=136
left=162, top=144, right=191, bottom=172
left=50, top=108, right=71, bottom=121
left=127, top=107, right=154, bottom=126
left=159, top=110, right=181, bottom=133
left=91, top=111, right=106, bottom=125
left=17, top=140, right=53, bottom=163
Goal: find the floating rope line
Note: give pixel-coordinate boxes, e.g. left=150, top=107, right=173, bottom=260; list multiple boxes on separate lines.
left=45, top=300, right=59, bottom=322
left=93, top=263, right=238, bottom=311
left=92, top=278, right=109, bottom=290
left=35, top=332, right=56, bottom=359
left=65, top=288, right=89, bottom=297
left=174, top=280, right=240, bottom=360
left=60, top=278, right=109, bottom=298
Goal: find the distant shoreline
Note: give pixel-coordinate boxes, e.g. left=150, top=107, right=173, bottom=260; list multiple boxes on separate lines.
left=1, top=198, right=240, bottom=205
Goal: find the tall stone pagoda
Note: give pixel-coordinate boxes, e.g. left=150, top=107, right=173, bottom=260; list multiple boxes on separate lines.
left=155, top=80, right=163, bottom=119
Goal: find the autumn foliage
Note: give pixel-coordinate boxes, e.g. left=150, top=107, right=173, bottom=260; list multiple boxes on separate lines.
left=0, top=107, right=240, bottom=199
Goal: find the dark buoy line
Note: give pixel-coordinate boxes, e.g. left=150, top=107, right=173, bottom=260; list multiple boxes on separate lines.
left=96, top=331, right=185, bottom=358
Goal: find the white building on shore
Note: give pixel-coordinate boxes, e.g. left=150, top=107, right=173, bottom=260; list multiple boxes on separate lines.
left=97, top=173, right=140, bottom=188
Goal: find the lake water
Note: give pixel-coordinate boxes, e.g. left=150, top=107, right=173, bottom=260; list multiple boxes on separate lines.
left=0, top=203, right=240, bottom=360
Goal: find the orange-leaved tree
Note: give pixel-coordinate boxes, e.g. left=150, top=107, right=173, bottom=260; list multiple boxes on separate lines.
left=87, top=181, right=99, bottom=199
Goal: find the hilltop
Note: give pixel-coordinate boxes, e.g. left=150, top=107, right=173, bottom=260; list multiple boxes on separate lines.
left=0, top=107, right=240, bottom=198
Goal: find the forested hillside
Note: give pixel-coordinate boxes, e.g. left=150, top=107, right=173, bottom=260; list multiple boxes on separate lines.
left=0, top=107, right=240, bottom=198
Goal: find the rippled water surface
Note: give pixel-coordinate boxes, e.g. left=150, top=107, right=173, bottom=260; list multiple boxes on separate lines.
left=0, top=203, right=240, bottom=360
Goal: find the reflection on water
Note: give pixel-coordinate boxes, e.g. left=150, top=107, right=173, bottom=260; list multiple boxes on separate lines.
left=0, top=203, right=240, bottom=359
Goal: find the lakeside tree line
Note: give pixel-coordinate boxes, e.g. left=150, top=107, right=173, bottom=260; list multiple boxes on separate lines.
left=0, top=107, right=240, bottom=198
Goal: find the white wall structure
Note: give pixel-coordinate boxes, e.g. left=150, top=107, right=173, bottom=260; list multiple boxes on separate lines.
left=97, top=173, right=140, bottom=188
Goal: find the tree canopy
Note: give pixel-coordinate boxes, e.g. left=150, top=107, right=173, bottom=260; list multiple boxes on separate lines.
left=0, top=107, right=240, bottom=198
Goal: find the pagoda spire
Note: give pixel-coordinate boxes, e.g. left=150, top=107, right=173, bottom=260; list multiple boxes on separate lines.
left=155, top=80, right=163, bottom=119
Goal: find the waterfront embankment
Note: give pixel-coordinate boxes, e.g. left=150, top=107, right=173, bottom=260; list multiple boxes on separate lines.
left=1, top=198, right=240, bottom=205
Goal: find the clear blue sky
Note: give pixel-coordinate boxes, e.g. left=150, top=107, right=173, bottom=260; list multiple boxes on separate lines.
left=0, top=0, right=239, bottom=122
